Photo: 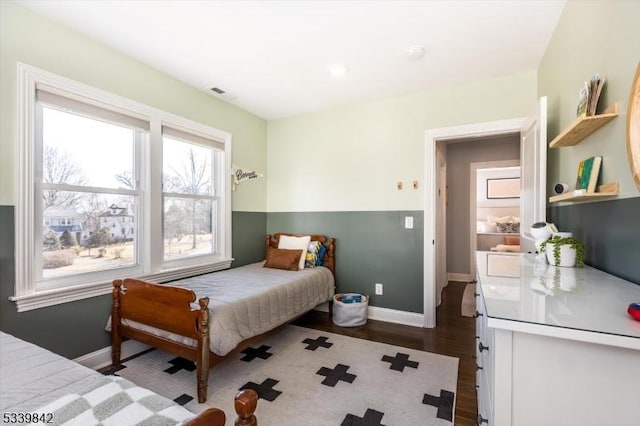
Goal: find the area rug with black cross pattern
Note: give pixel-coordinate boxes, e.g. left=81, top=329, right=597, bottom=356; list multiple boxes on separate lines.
left=104, top=325, right=458, bottom=425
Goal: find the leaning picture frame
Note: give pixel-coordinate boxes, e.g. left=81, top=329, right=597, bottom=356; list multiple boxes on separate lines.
left=486, top=177, right=520, bottom=199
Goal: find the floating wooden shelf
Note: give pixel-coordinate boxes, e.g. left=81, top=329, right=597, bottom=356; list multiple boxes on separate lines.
left=549, top=103, right=619, bottom=148
left=549, top=182, right=619, bottom=203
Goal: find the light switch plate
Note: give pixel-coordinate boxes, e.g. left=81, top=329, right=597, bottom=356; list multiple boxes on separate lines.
left=404, top=216, right=414, bottom=229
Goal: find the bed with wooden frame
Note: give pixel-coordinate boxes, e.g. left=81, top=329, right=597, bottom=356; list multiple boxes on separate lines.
left=0, top=331, right=258, bottom=426
left=111, top=233, right=336, bottom=403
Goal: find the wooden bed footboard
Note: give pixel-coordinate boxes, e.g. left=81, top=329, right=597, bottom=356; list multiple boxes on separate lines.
left=112, top=278, right=211, bottom=402
left=182, top=389, right=258, bottom=426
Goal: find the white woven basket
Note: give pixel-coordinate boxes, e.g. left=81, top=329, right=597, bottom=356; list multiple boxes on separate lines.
left=332, top=293, right=368, bottom=327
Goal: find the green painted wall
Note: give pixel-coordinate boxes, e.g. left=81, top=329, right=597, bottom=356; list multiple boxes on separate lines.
left=548, top=199, right=640, bottom=284
left=267, top=211, right=424, bottom=313
left=232, top=212, right=268, bottom=267
left=539, top=0, right=640, bottom=283
left=267, top=71, right=537, bottom=212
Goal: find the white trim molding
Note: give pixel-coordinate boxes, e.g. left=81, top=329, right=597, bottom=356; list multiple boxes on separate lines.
left=367, top=306, right=424, bottom=327
left=10, top=259, right=233, bottom=312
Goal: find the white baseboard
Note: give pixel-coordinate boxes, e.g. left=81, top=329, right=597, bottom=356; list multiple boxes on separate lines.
left=314, top=304, right=424, bottom=328
left=367, top=306, right=424, bottom=327
left=74, top=340, right=150, bottom=370
left=447, top=272, right=474, bottom=283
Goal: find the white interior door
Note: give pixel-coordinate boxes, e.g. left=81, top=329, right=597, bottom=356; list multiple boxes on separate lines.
left=520, top=97, right=547, bottom=253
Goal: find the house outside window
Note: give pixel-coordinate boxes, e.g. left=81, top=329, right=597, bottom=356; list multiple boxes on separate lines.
left=12, top=64, right=232, bottom=312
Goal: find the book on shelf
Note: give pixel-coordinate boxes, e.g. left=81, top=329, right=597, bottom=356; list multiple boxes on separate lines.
left=576, top=73, right=606, bottom=117
left=575, top=156, right=602, bottom=193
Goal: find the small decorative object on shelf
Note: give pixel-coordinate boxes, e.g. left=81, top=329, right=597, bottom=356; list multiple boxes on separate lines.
left=530, top=221, right=557, bottom=252
left=548, top=181, right=619, bottom=203
left=539, top=234, right=585, bottom=267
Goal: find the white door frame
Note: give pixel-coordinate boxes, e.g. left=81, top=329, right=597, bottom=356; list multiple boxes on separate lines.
left=423, top=118, right=527, bottom=328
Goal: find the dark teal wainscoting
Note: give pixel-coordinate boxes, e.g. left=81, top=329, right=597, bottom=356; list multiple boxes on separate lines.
left=0, top=205, right=112, bottom=358
left=231, top=211, right=267, bottom=267
left=267, top=211, right=425, bottom=313
left=0, top=208, right=267, bottom=358
left=548, top=197, right=640, bottom=285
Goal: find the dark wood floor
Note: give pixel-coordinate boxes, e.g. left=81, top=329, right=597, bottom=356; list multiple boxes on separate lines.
left=293, top=281, right=477, bottom=426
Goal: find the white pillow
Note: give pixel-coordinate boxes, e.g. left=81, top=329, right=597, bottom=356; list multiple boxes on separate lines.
left=487, top=215, right=513, bottom=224
left=477, top=221, right=498, bottom=233
left=277, top=235, right=311, bottom=270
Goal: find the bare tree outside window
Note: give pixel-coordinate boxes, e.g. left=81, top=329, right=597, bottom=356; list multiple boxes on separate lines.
left=165, top=147, right=211, bottom=249
left=163, top=137, right=215, bottom=260
left=39, top=106, right=139, bottom=278
left=42, top=145, right=87, bottom=208
left=114, top=170, right=136, bottom=190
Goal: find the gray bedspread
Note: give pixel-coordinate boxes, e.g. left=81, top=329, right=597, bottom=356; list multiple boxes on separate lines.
left=120, top=261, right=335, bottom=356
left=0, top=332, right=195, bottom=425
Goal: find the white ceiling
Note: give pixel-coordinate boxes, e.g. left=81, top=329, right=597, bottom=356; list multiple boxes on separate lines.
left=19, top=0, right=566, bottom=120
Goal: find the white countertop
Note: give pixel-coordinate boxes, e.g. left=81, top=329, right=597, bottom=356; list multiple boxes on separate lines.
left=476, top=251, right=640, bottom=349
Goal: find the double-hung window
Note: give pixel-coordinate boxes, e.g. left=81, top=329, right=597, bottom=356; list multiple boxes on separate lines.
left=162, top=127, right=225, bottom=264
left=13, top=64, right=232, bottom=312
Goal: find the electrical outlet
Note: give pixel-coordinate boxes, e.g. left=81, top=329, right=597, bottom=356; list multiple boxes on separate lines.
left=375, top=283, right=383, bottom=295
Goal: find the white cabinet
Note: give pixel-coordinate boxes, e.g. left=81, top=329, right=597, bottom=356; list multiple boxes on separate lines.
left=475, top=252, right=640, bottom=426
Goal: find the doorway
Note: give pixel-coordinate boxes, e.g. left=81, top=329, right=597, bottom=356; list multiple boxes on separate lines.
left=423, top=99, right=547, bottom=328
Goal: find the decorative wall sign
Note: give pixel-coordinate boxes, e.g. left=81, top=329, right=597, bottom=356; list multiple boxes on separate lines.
left=231, top=164, right=264, bottom=190
left=486, top=177, right=521, bottom=199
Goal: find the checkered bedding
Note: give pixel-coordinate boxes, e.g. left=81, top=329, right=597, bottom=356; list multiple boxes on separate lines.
left=0, top=331, right=196, bottom=426
left=34, top=376, right=193, bottom=426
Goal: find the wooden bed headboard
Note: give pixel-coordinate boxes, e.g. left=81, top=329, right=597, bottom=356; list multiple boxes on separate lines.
left=265, top=233, right=335, bottom=275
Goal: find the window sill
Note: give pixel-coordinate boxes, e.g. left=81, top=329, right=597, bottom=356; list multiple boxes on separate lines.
left=9, top=258, right=233, bottom=312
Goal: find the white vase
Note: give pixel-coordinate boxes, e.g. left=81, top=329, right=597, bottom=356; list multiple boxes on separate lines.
left=546, top=244, right=577, bottom=267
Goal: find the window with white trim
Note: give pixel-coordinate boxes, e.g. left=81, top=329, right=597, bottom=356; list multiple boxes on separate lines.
left=13, top=64, right=232, bottom=312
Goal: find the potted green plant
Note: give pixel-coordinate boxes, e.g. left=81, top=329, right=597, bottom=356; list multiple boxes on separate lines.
left=539, top=235, right=585, bottom=267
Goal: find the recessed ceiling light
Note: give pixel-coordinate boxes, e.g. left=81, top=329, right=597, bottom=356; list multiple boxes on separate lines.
left=329, top=64, right=350, bottom=78
left=405, top=44, right=426, bottom=61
